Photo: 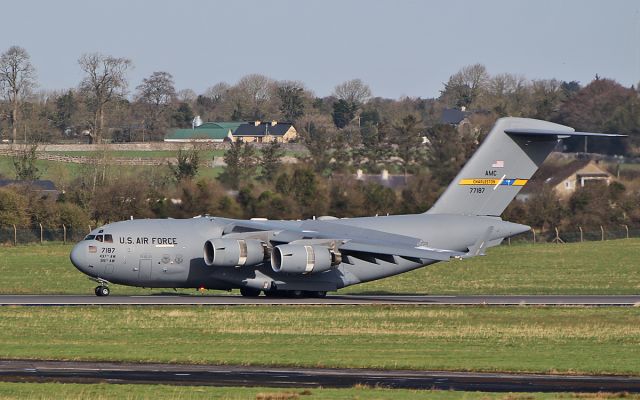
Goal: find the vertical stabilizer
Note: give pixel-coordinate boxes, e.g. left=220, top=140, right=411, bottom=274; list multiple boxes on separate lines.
left=426, top=117, right=569, bottom=216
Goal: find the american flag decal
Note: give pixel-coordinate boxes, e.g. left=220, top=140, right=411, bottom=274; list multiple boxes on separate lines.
left=492, top=160, right=504, bottom=168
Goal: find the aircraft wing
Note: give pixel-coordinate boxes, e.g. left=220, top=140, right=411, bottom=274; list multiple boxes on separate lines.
left=337, top=241, right=464, bottom=261
left=215, top=217, right=486, bottom=263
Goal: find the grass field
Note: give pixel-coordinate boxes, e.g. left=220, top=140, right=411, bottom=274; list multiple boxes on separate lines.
left=46, top=150, right=227, bottom=159
left=0, top=156, right=223, bottom=183
left=2, top=382, right=630, bottom=400
left=1, top=239, right=638, bottom=295
left=1, top=306, right=639, bottom=375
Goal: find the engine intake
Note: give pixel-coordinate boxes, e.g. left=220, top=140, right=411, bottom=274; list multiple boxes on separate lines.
left=271, top=244, right=338, bottom=274
left=204, top=238, right=268, bottom=267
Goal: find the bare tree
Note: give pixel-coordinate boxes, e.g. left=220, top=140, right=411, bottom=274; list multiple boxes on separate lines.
left=237, top=74, right=273, bottom=104
left=177, top=88, right=197, bottom=103
left=78, top=53, right=132, bottom=142
left=203, top=82, right=230, bottom=103
left=333, top=79, right=372, bottom=106
left=0, top=46, right=36, bottom=143
left=236, top=74, right=275, bottom=119
left=441, top=64, right=489, bottom=108
left=135, top=71, right=176, bottom=136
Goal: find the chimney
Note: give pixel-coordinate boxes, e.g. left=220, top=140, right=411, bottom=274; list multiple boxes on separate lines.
left=381, top=169, right=389, bottom=180
left=271, top=120, right=277, bottom=126
left=254, top=120, right=261, bottom=126
left=460, top=106, right=466, bottom=112
left=356, top=169, right=363, bottom=179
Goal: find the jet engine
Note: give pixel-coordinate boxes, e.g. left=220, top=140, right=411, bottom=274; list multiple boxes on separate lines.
left=204, top=238, right=268, bottom=267
left=271, top=244, right=339, bottom=274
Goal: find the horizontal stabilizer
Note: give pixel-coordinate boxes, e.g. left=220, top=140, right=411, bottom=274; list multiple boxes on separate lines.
left=505, top=128, right=627, bottom=139
left=463, top=226, right=494, bottom=258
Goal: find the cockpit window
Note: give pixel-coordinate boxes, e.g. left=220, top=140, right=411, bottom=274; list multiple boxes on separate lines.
left=96, top=235, right=104, bottom=242
left=104, top=234, right=113, bottom=243
left=84, top=235, right=95, bottom=241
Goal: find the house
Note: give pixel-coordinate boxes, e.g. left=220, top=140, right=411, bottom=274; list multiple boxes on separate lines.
left=0, top=179, right=60, bottom=198
left=164, top=120, right=297, bottom=143
left=516, top=159, right=614, bottom=202
left=354, top=169, right=408, bottom=190
left=232, top=121, right=297, bottom=143
left=164, top=122, right=242, bottom=143
left=440, top=107, right=470, bottom=126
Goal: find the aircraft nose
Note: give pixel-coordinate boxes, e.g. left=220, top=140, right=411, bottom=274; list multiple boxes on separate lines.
left=70, top=244, right=87, bottom=272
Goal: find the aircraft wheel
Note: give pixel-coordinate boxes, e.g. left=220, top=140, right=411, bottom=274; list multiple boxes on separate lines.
left=313, top=291, right=327, bottom=298
left=96, top=286, right=110, bottom=297
left=289, top=290, right=304, bottom=298
left=94, top=286, right=102, bottom=296
left=239, top=287, right=261, bottom=297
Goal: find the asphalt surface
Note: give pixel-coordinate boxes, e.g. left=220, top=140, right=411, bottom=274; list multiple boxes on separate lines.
left=1, top=360, right=639, bottom=392
left=0, top=294, right=639, bottom=306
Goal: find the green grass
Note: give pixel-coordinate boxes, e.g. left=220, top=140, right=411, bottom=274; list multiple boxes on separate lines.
left=1, top=382, right=627, bottom=400
left=1, top=306, right=639, bottom=375
left=1, top=239, right=639, bottom=295
left=342, top=239, right=640, bottom=295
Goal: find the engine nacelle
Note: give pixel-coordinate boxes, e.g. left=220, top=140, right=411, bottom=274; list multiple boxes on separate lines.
left=204, top=238, right=268, bottom=267
left=271, top=244, right=336, bottom=274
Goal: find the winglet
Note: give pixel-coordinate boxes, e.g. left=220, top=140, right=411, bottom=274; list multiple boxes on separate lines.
left=462, top=226, right=494, bottom=259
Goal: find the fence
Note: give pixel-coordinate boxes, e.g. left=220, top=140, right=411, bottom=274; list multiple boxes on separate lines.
left=506, top=225, right=640, bottom=245
left=0, top=225, right=89, bottom=245
left=1, top=224, right=639, bottom=246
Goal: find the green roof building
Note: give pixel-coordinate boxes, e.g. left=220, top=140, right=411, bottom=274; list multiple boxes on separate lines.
left=164, top=122, right=243, bottom=142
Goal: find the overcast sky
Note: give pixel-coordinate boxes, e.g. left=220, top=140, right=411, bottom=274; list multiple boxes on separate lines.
left=1, top=0, right=638, bottom=99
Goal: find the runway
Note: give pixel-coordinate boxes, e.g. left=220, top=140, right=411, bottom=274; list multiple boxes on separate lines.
left=1, top=294, right=639, bottom=306
left=1, top=360, right=639, bottom=392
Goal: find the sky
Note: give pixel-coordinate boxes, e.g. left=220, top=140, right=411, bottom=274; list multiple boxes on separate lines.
left=1, top=0, right=638, bottom=99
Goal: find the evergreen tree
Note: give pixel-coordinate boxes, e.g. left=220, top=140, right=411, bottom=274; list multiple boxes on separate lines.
left=259, top=141, right=283, bottom=182
left=332, top=99, right=356, bottom=128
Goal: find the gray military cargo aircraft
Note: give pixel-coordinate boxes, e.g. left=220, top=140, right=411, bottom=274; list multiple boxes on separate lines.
left=70, top=117, right=624, bottom=297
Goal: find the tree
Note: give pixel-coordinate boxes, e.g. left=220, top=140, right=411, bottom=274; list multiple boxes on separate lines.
left=558, top=78, right=637, bottom=154
left=237, top=74, right=274, bottom=119
left=0, top=46, right=36, bottom=143
left=52, top=90, right=78, bottom=136
left=440, top=64, right=489, bottom=108
left=332, top=99, right=357, bottom=128
left=391, top=115, right=423, bottom=176
left=170, top=148, right=200, bottom=182
left=204, top=82, right=230, bottom=103
left=12, top=144, right=40, bottom=181
left=259, top=141, right=284, bottom=182
left=218, top=141, right=258, bottom=189
left=299, top=118, right=336, bottom=172
left=0, top=188, right=29, bottom=226
left=360, top=119, right=391, bottom=172
left=135, top=71, right=176, bottom=138
left=78, top=53, right=132, bottom=142
left=424, top=124, right=477, bottom=186
left=276, top=81, right=306, bottom=121
left=333, top=79, right=372, bottom=106
left=171, top=102, right=194, bottom=128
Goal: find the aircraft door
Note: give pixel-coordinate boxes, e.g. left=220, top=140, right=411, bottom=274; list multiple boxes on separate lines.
left=139, top=258, right=152, bottom=281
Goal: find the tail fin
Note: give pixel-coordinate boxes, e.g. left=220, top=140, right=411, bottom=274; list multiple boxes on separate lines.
left=427, top=117, right=625, bottom=216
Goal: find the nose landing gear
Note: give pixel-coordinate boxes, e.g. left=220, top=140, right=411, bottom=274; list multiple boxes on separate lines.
left=95, top=286, right=110, bottom=296
left=90, top=278, right=112, bottom=297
